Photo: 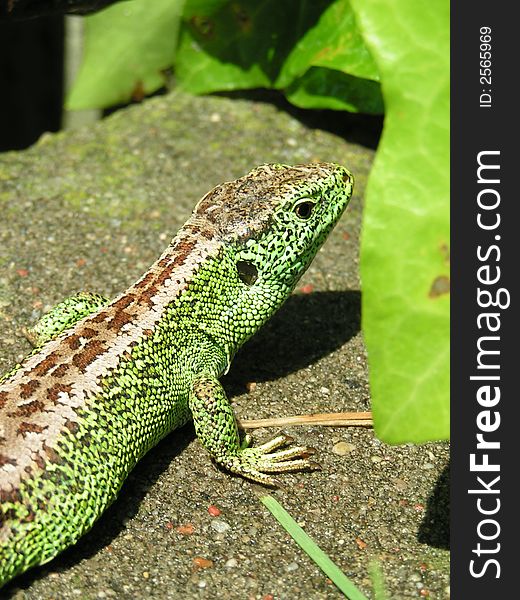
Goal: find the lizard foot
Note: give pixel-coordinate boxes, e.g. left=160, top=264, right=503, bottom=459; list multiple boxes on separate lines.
left=224, top=433, right=320, bottom=486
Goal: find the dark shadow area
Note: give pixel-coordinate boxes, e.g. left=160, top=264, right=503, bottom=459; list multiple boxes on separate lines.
left=214, top=88, right=383, bottom=150
left=225, top=289, right=361, bottom=393
left=0, top=15, right=64, bottom=151
left=418, top=462, right=450, bottom=549
left=1, top=0, right=118, bottom=20
left=4, top=289, right=359, bottom=594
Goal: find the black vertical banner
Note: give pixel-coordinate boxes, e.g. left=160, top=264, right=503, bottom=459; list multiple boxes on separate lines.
left=451, top=3, right=518, bottom=598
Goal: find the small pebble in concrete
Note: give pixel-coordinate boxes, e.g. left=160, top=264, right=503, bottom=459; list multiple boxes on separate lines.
left=211, top=519, right=231, bottom=533
left=332, top=441, right=356, bottom=455
left=208, top=504, right=222, bottom=517
left=225, top=558, right=238, bottom=568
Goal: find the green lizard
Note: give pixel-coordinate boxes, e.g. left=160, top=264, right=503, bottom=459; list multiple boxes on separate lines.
left=0, top=162, right=353, bottom=586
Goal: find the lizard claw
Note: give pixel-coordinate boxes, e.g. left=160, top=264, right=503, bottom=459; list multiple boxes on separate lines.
left=221, top=433, right=320, bottom=486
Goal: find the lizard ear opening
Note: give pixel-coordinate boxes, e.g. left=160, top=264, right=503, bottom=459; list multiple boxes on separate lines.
left=236, top=260, right=258, bottom=286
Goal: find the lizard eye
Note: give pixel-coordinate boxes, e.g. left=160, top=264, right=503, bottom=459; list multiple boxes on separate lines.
left=293, top=199, right=316, bottom=220
left=236, top=260, right=258, bottom=286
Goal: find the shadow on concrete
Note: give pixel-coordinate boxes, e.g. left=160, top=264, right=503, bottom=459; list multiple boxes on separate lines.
left=214, top=89, right=383, bottom=150
left=418, top=462, right=450, bottom=550
left=226, top=289, right=361, bottom=392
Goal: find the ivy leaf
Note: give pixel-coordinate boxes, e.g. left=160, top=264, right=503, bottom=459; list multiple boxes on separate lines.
left=176, top=0, right=382, bottom=113
left=176, top=0, right=331, bottom=93
left=351, top=0, right=450, bottom=442
left=67, top=0, right=184, bottom=110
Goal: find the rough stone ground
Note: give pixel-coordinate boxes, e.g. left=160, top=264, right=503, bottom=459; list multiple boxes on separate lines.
left=0, top=91, right=449, bottom=599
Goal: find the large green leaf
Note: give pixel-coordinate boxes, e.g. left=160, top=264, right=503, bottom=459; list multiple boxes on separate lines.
left=176, top=0, right=382, bottom=113
left=350, top=0, right=449, bottom=442
left=176, top=0, right=333, bottom=93
left=67, top=0, right=185, bottom=110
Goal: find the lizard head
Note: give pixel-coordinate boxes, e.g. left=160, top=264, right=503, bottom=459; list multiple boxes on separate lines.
left=193, top=162, right=353, bottom=344
left=224, top=162, right=353, bottom=288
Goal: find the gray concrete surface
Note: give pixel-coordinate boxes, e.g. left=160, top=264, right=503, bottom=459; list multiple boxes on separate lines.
left=0, top=90, right=449, bottom=599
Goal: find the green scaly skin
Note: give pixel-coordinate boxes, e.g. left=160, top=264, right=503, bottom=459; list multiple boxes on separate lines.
left=0, top=163, right=353, bottom=586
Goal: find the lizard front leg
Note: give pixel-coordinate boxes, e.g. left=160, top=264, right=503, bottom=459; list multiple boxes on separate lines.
left=189, top=375, right=318, bottom=486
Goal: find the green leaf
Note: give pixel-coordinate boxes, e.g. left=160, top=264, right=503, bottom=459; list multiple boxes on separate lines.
left=176, top=0, right=382, bottom=113
left=351, top=0, right=449, bottom=442
left=67, top=0, right=185, bottom=110
left=260, top=495, right=369, bottom=600
left=183, top=0, right=229, bottom=17
left=277, top=0, right=380, bottom=86
left=368, top=561, right=389, bottom=600
left=285, top=67, right=383, bottom=113
left=176, top=0, right=330, bottom=93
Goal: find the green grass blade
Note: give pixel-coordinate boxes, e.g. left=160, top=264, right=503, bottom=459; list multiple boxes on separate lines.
left=260, top=495, right=368, bottom=600
left=369, top=560, right=389, bottom=600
